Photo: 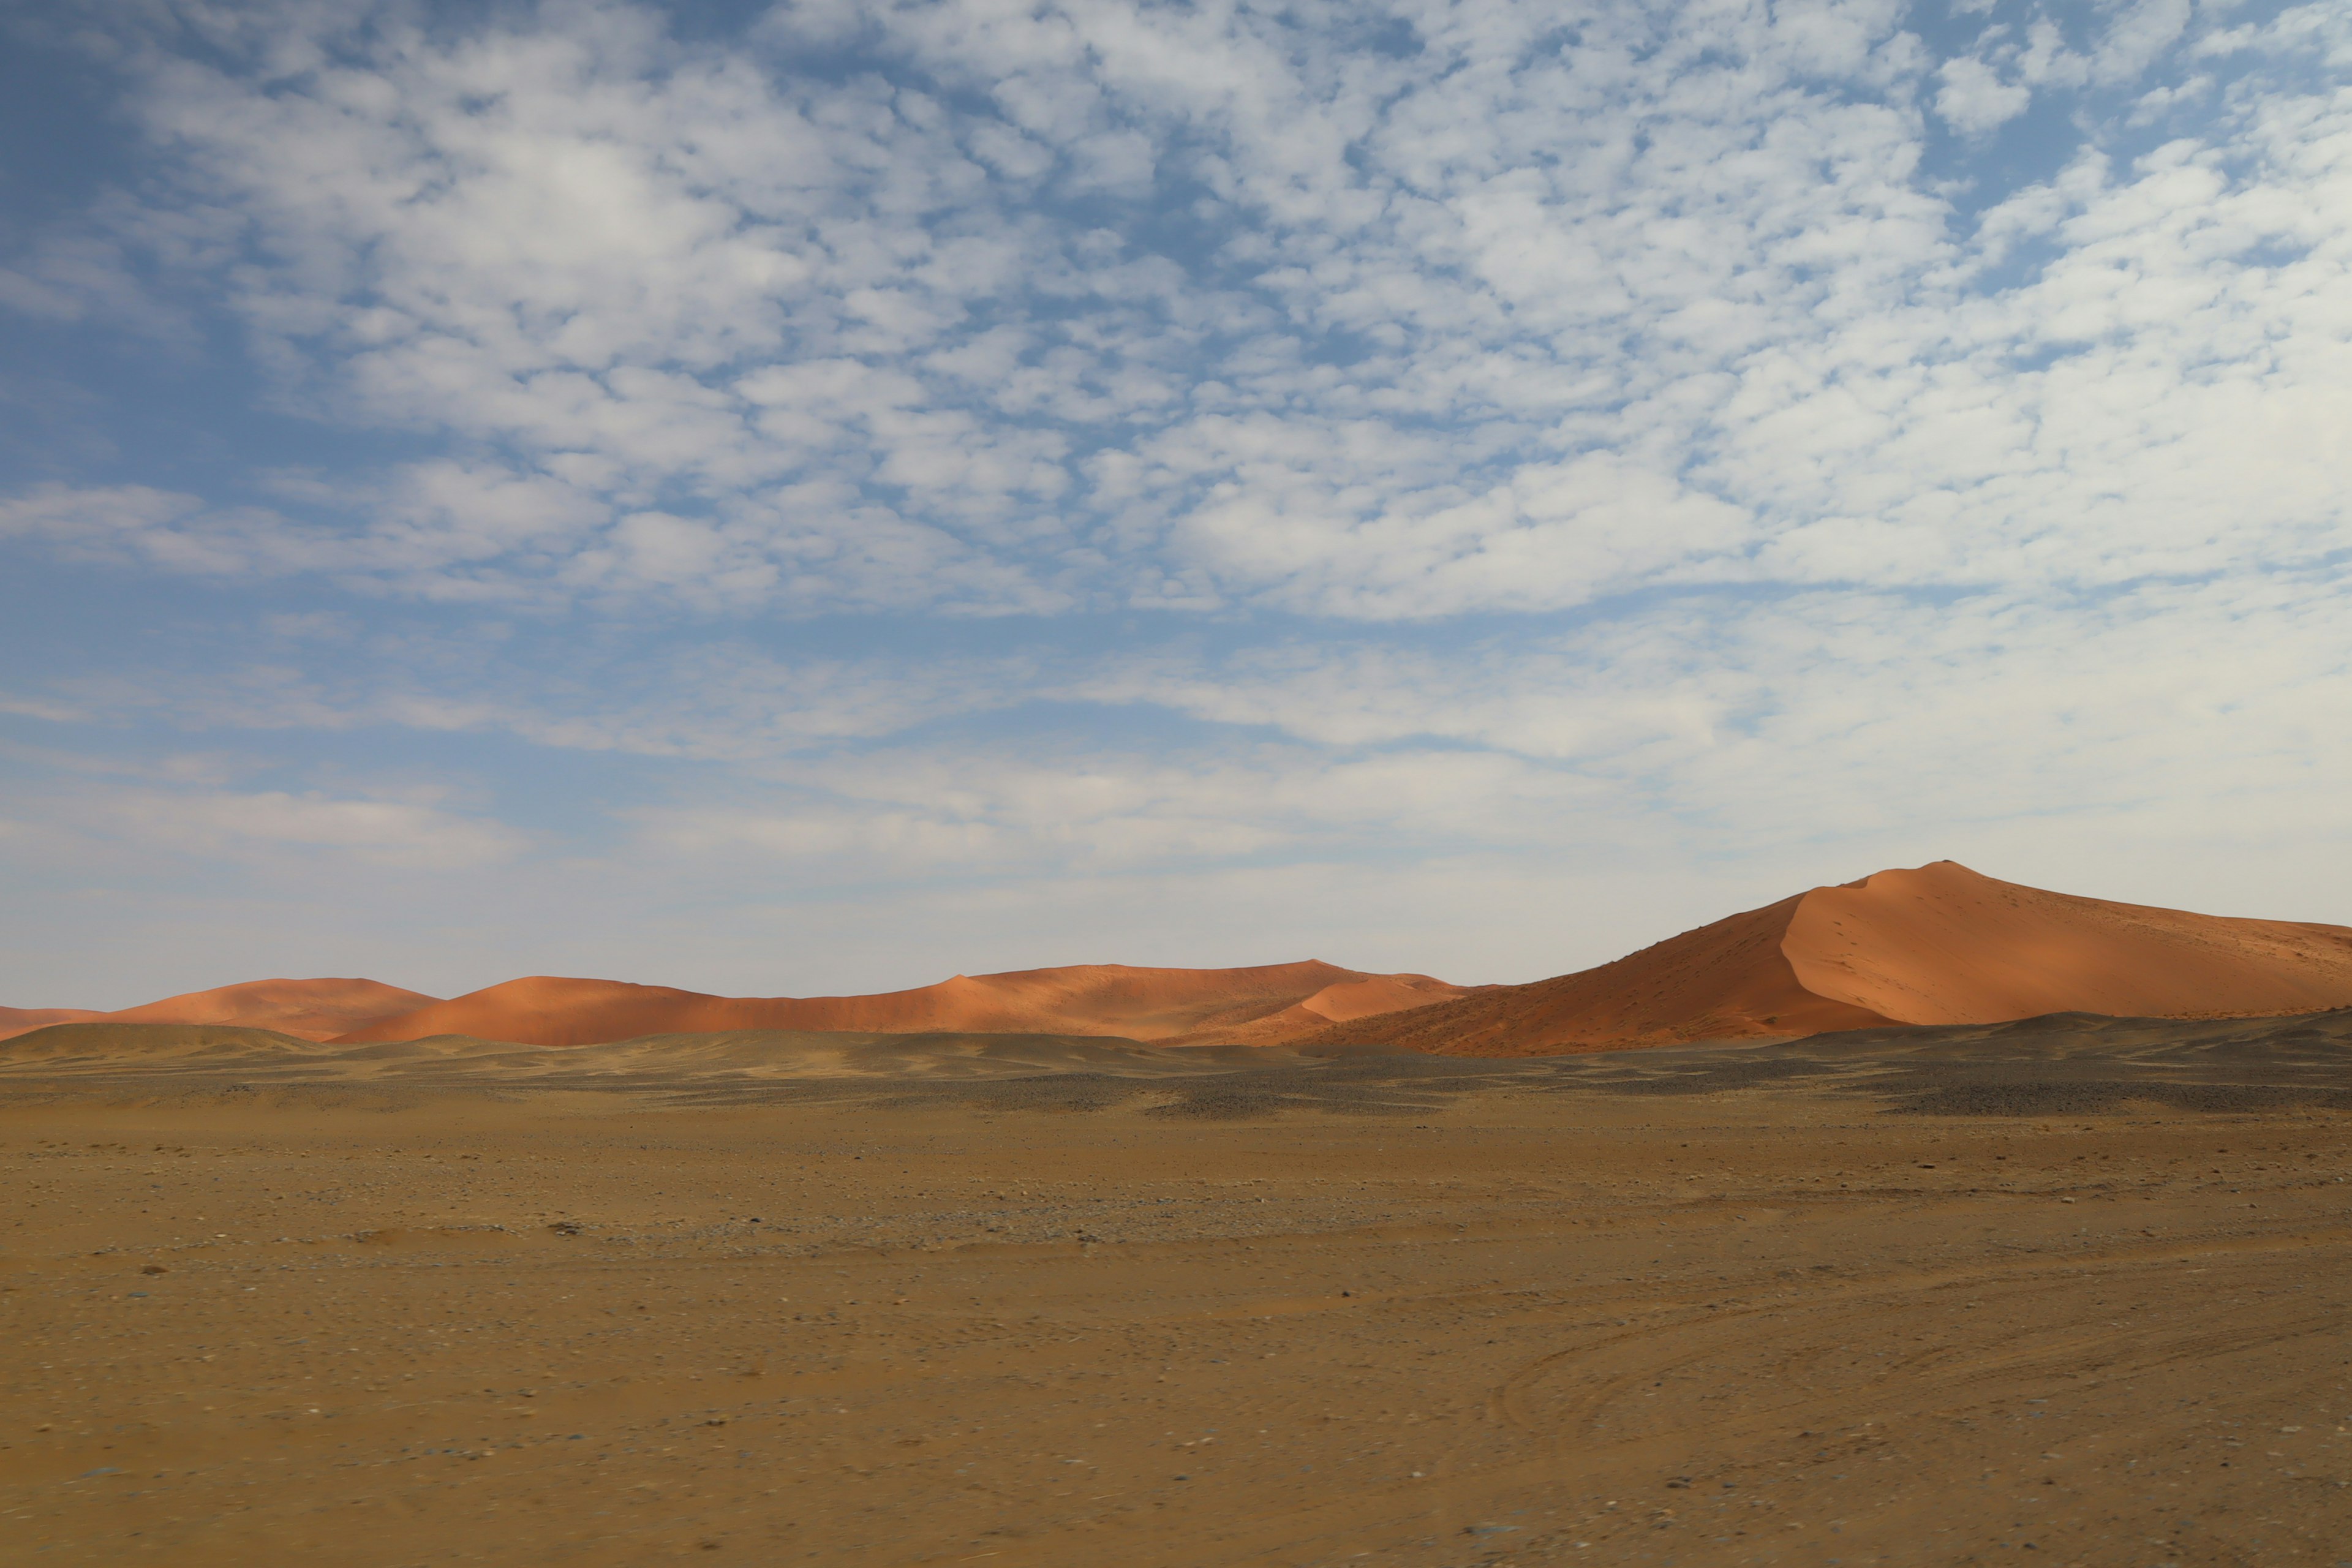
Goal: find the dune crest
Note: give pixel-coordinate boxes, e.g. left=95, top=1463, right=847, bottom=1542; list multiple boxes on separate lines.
left=1305, top=861, right=2352, bottom=1056
left=1783, top=862, right=2352, bottom=1023
left=331, top=961, right=1482, bottom=1048
left=0, top=978, right=439, bottom=1044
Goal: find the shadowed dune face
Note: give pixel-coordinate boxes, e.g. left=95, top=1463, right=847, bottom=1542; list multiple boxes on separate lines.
left=1293, top=895, right=1893, bottom=1058
left=0, top=979, right=440, bottom=1044
left=1306, top=861, right=2352, bottom=1057
left=330, top=962, right=1480, bottom=1049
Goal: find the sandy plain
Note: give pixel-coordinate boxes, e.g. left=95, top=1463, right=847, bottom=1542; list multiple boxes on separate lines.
left=7, top=1013, right=2352, bottom=1567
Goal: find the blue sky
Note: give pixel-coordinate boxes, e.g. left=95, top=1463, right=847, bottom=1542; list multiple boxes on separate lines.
left=2, top=0, right=2347, bottom=1008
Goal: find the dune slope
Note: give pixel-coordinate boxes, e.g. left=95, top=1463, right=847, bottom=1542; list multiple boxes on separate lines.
left=1306, top=861, right=2352, bottom=1056
left=333, top=962, right=1478, bottom=1048
left=1784, top=861, right=2352, bottom=1023
left=0, top=1006, right=106, bottom=1041
left=0, top=979, right=439, bottom=1044
left=102, top=978, right=445, bottom=1042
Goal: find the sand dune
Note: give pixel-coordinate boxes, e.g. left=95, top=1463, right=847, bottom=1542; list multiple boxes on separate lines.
left=0, top=977, right=440, bottom=1044
left=0, top=1005, right=105, bottom=1039
left=1308, top=860, right=2352, bottom=1055
left=19, top=862, right=2346, bottom=1061
left=1784, top=861, right=2352, bottom=1021
left=331, top=962, right=1477, bottom=1049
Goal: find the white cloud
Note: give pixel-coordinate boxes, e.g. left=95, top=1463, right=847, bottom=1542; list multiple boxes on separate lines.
left=1937, top=55, right=2033, bottom=135
left=47, top=785, right=527, bottom=871
left=4, top=0, right=2342, bottom=621
left=0, top=483, right=312, bottom=576
left=634, top=739, right=1583, bottom=883
left=4, top=0, right=2351, bottom=1001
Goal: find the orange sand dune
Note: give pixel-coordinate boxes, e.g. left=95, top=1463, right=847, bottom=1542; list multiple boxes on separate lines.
left=0, top=1006, right=106, bottom=1041
left=333, top=962, right=1481, bottom=1049
left=1193, top=973, right=1486, bottom=1046
left=0, top=979, right=443, bottom=1044
left=1309, top=861, right=2352, bottom=1057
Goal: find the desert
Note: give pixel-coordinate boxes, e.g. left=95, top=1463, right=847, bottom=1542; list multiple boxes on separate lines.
left=7, top=865, right=2352, bottom=1566
left=13, top=13, right=2345, bottom=1563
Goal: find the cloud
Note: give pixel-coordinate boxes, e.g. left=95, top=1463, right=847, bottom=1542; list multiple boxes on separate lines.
left=1, top=0, right=2342, bottom=623
left=0, top=695, right=86, bottom=723
left=1937, top=55, right=2033, bottom=135
left=4, top=0, right=2351, bottom=1000
left=0, top=483, right=307, bottom=576
left=43, top=784, right=527, bottom=870
left=43, top=638, right=1042, bottom=764
left=633, top=739, right=1580, bottom=885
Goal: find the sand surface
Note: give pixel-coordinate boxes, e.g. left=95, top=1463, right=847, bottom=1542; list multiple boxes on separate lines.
left=332, top=963, right=1476, bottom=1049
left=1310, top=862, right=2352, bottom=1055
left=7, top=1010, right=2352, bottom=1565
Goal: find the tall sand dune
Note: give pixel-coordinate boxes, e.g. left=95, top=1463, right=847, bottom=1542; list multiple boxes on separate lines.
left=1306, top=860, right=2352, bottom=1056
left=333, top=962, right=1479, bottom=1049
left=0, top=978, right=442, bottom=1044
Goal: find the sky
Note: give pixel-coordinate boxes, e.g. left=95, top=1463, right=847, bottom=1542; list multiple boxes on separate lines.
left=2, top=0, right=2347, bottom=1009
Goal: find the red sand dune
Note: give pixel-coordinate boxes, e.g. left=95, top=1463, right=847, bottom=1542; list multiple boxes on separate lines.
left=0, top=978, right=443, bottom=1044
left=0, top=1006, right=107, bottom=1041
left=333, top=963, right=1480, bottom=1049
left=1307, top=861, right=2352, bottom=1057
left=21, top=862, right=2345, bottom=1058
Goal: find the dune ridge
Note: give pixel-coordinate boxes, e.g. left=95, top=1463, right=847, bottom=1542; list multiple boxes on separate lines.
left=18, top=862, right=2348, bottom=1060
left=331, top=962, right=1480, bottom=1049
left=1303, top=861, right=2352, bottom=1056
left=0, top=978, right=441, bottom=1044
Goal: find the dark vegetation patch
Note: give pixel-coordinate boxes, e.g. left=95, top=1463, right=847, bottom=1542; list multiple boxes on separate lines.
left=1545, top=1057, right=1837, bottom=1096
left=870, top=1074, right=1143, bottom=1114
left=1890, top=1081, right=2352, bottom=1117
left=1144, top=1084, right=1296, bottom=1118
left=1142, top=1075, right=1438, bottom=1119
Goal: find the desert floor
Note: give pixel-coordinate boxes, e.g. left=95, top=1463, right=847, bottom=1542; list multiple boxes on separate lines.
left=6, top=1016, right=2352, bottom=1566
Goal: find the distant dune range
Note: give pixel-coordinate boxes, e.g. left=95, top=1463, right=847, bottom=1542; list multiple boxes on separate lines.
left=1303, top=860, right=2352, bottom=1055
left=1, top=965, right=1472, bottom=1050
left=328, top=962, right=1477, bottom=1048
left=0, top=978, right=439, bottom=1044
left=9, top=862, right=2350, bottom=1057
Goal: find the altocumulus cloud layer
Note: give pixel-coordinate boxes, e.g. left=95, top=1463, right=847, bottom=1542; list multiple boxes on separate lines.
left=1, top=0, right=2346, bottom=1003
